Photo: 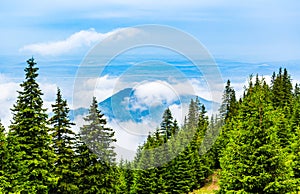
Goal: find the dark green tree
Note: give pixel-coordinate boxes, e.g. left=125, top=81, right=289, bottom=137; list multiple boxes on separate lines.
left=271, top=68, right=293, bottom=109
left=219, top=78, right=297, bottom=193
left=118, top=159, right=134, bottom=194
left=218, top=79, right=237, bottom=121
left=78, top=97, right=118, bottom=193
left=131, top=135, right=158, bottom=194
left=160, top=108, right=174, bottom=141
left=0, top=122, right=8, bottom=192
left=49, top=88, right=78, bottom=193
left=81, top=97, right=116, bottom=164
left=186, top=98, right=199, bottom=129
left=75, top=136, right=110, bottom=193
left=6, top=58, right=57, bottom=193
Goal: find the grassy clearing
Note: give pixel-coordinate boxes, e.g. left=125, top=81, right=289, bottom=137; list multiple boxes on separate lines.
left=190, top=169, right=220, bottom=194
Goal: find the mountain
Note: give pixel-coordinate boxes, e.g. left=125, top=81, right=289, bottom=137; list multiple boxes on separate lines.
left=70, top=88, right=219, bottom=123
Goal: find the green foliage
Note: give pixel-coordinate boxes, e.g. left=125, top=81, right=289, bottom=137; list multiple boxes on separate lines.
left=75, top=137, right=110, bottom=193
left=271, top=68, right=293, bottom=109
left=77, top=97, right=118, bottom=193
left=219, top=77, right=298, bottom=193
left=219, top=79, right=237, bottom=121
left=160, top=108, right=175, bottom=141
left=49, top=88, right=78, bottom=193
left=132, top=98, right=213, bottom=193
left=2, top=59, right=300, bottom=193
left=6, top=58, right=57, bottom=193
left=81, top=96, right=116, bottom=164
left=0, top=122, right=8, bottom=191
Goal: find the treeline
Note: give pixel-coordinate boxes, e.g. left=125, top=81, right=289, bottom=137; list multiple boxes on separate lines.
left=0, top=58, right=120, bottom=193
left=0, top=58, right=300, bottom=193
left=215, top=69, right=300, bottom=193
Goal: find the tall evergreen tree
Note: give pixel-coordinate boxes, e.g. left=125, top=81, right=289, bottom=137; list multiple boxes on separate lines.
left=131, top=135, right=158, bottom=194
left=78, top=97, right=118, bottom=193
left=75, top=135, right=110, bottom=193
left=81, top=96, right=116, bottom=164
left=49, top=88, right=78, bottom=193
left=186, top=98, right=199, bottom=129
left=271, top=68, right=293, bottom=108
left=219, top=78, right=297, bottom=193
left=0, top=122, right=8, bottom=191
left=213, top=80, right=238, bottom=168
left=218, top=79, right=237, bottom=121
left=6, top=58, right=57, bottom=193
left=160, top=108, right=174, bottom=141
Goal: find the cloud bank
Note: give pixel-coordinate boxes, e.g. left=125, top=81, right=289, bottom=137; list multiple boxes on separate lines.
left=20, top=28, right=126, bottom=56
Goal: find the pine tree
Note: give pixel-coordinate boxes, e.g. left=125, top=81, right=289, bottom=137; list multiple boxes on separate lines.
left=160, top=108, right=174, bottom=141
left=271, top=68, right=293, bottom=109
left=0, top=122, right=8, bottom=191
left=81, top=97, right=116, bottom=164
left=75, top=136, right=109, bottom=193
left=219, top=78, right=297, bottom=193
left=218, top=79, right=237, bottom=121
left=132, top=135, right=158, bottom=194
left=291, top=83, right=300, bottom=187
left=78, top=97, right=118, bottom=193
left=6, top=58, right=57, bottom=193
left=187, top=99, right=198, bottom=129
left=48, top=88, right=78, bottom=193
left=118, top=159, right=134, bottom=194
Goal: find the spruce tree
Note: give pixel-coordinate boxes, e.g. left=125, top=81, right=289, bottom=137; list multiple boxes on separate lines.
left=218, top=79, right=237, bottom=121
left=6, top=58, right=56, bottom=193
left=214, top=79, right=238, bottom=168
left=0, top=122, right=8, bottom=191
left=271, top=68, right=293, bottom=109
left=160, top=108, right=174, bottom=141
left=78, top=97, right=117, bottom=193
left=75, top=136, right=109, bottom=193
left=81, top=96, right=116, bottom=164
left=132, top=135, right=158, bottom=194
left=49, top=88, right=78, bottom=193
left=219, top=78, right=297, bottom=193
left=186, top=99, right=198, bottom=129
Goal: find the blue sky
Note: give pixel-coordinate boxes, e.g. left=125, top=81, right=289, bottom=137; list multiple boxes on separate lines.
left=1, top=0, right=300, bottom=61
left=1, top=0, right=300, bottom=159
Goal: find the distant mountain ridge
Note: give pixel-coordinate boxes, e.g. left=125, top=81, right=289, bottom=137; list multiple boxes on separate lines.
left=70, top=88, right=219, bottom=122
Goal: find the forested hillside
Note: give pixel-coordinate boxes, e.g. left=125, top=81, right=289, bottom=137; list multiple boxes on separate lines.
left=0, top=58, right=300, bottom=193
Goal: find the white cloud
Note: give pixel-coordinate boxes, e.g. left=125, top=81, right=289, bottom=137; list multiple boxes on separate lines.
left=0, top=75, right=20, bottom=128
left=72, top=75, right=119, bottom=109
left=20, top=28, right=130, bottom=56
left=168, top=103, right=188, bottom=126
left=108, top=118, right=159, bottom=161
left=40, top=82, right=58, bottom=113
left=129, top=81, right=179, bottom=110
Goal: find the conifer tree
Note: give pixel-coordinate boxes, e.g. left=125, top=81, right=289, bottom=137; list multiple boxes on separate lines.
left=81, top=96, right=116, bottom=164
left=132, top=135, right=158, bottom=194
left=6, top=58, right=56, bottom=193
left=291, top=84, right=300, bottom=184
left=78, top=97, right=118, bottom=193
left=219, top=78, right=297, bottom=193
left=271, top=68, right=293, bottom=108
left=187, top=98, right=199, bottom=129
left=49, top=88, right=78, bottom=193
left=75, top=136, right=109, bottom=193
left=118, top=159, right=134, bottom=194
left=0, top=122, right=8, bottom=191
left=219, top=79, right=237, bottom=121
left=160, top=108, right=174, bottom=141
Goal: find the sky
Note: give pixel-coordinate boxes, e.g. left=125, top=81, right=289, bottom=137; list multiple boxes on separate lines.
left=1, top=0, right=300, bottom=160
left=1, top=0, right=300, bottom=61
